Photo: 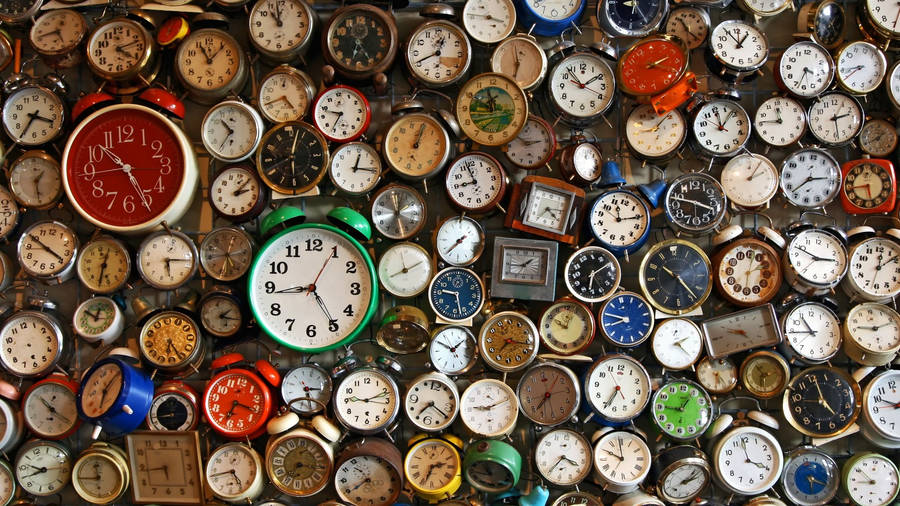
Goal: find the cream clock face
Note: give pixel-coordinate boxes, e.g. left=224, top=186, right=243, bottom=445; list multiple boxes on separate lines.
left=335, top=369, right=399, bottom=433
left=592, top=431, right=651, bottom=488
left=459, top=379, right=518, bottom=437
left=625, top=105, right=686, bottom=159
left=535, top=429, right=591, bottom=486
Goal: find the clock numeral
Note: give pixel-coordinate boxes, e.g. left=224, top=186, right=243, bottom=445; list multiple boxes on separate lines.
left=343, top=304, right=354, bottom=317
left=269, top=261, right=288, bottom=275
left=306, top=325, right=316, bottom=338
left=304, top=239, right=323, bottom=252
left=285, top=319, right=295, bottom=331
left=350, top=283, right=361, bottom=295
left=270, top=303, right=281, bottom=316
left=345, top=261, right=356, bottom=273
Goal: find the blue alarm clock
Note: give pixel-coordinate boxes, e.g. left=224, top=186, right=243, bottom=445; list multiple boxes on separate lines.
left=515, top=0, right=586, bottom=37
left=598, top=291, right=655, bottom=347
left=428, top=267, right=485, bottom=323
left=77, top=355, right=154, bottom=439
left=782, top=446, right=840, bottom=505
left=586, top=189, right=651, bottom=257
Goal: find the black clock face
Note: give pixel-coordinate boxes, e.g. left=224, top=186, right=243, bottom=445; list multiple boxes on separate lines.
left=257, top=122, right=327, bottom=193
left=664, top=174, right=726, bottom=233
left=842, top=162, right=892, bottom=209
left=814, top=2, right=844, bottom=47
left=641, top=241, right=711, bottom=313
left=153, top=396, right=189, bottom=430
left=786, top=367, right=859, bottom=436
left=328, top=10, right=392, bottom=72
left=565, top=247, right=619, bottom=302
left=606, top=0, right=663, bottom=31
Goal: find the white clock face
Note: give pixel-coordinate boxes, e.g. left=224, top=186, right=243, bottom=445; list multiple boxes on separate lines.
left=505, top=116, right=555, bottom=169
left=571, top=143, right=602, bottom=182
left=0, top=313, right=60, bottom=377
left=848, top=237, right=900, bottom=299
left=535, top=429, right=591, bottom=486
left=30, top=9, right=86, bottom=55
left=335, top=455, right=400, bottom=506
left=782, top=302, right=841, bottom=362
left=176, top=30, right=242, bottom=92
left=845, top=455, right=899, bottom=506
left=846, top=303, right=900, bottom=353
left=2, top=87, right=64, bottom=146
left=445, top=153, right=505, bottom=212
left=335, top=369, right=398, bottom=432
left=405, top=440, right=459, bottom=492
left=651, top=318, right=702, bottom=370
left=462, top=0, right=515, bottom=43
left=588, top=190, right=649, bottom=248
left=9, top=153, right=62, bottom=208
left=743, top=0, right=789, bottom=14
left=714, top=427, right=782, bottom=494
left=780, top=148, right=841, bottom=209
left=807, top=92, right=863, bottom=145
left=329, top=142, right=381, bottom=196
left=23, top=381, right=77, bottom=438
left=371, top=186, right=425, bottom=240
left=665, top=7, right=708, bottom=49
left=549, top=53, right=614, bottom=120
left=593, top=431, right=651, bottom=487
left=406, top=21, right=470, bottom=86
left=258, top=69, right=311, bottom=123
left=836, top=41, right=886, bottom=94
left=138, top=232, right=196, bottom=289
left=428, top=325, right=477, bottom=375
left=200, top=295, right=242, bottom=337
left=404, top=375, right=458, bottom=431
left=625, top=105, right=686, bottom=159
left=206, top=444, right=259, bottom=499
left=74, top=454, right=122, bottom=502
left=0, top=187, right=19, bottom=240
left=524, top=186, right=573, bottom=233
left=719, top=153, right=779, bottom=208
left=281, top=365, right=331, bottom=415
left=585, top=356, right=650, bottom=421
left=249, top=227, right=373, bottom=350
left=377, top=242, right=433, bottom=298
left=662, top=462, right=709, bottom=502
left=787, top=229, right=847, bottom=286
left=201, top=103, right=261, bottom=162
left=435, top=216, right=484, bottom=267
left=459, top=379, right=518, bottom=437
left=710, top=20, right=768, bottom=70
left=15, top=442, right=70, bottom=496
left=753, top=96, right=806, bottom=147
left=313, top=86, right=369, bottom=142
left=865, top=370, right=900, bottom=440
left=692, top=100, right=750, bottom=156
left=868, top=0, right=900, bottom=34
left=525, top=0, right=581, bottom=19
left=209, top=166, right=261, bottom=218
left=248, top=0, right=312, bottom=54
left=18, top=221, right=76, bottom=278
left=778, top=41, right=833, bottom=97
left=87, top=20, right=147, bottom=76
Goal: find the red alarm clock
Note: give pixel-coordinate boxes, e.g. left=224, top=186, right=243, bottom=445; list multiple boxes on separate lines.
left=61, top=103, right=199, bottom=234
left=21, top=372, right=80, bottom=440
left=840, top=158, right=897, bottom=214
left=202, top=353, right=280, bottom=440
left=618, top=35, right=690, bottom=98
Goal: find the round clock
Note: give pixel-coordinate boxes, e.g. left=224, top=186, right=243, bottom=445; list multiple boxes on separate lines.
left=538, top=298, right=595, bottom=355
left=651, top=445, right=711, bottom=504
left=434, top=215, right=486, bottom=267
left=592, top=430, right=652, bottom=494
left=516, top=362, right=579, bottom=426
left=76, top=236, right=130, bottom=295
left=840, top=159, right=896, bottom=214
left=807, top=91, right=864, bottom=147
left=377, top=242, right=433, bottom=298
left=617, top=35, right=688, bottom=98
left=490, top=35, right=548, bottom=92
left=705, top=19, right=769, bottom=82
left=208, top=163, right=269, bottom=222
left=860, top=369, right=900, bottom=448
left=599, top=291, right=655, bottom=348
left=199, top=226, right=255, bottom=283
left=515, top=0, right=585, bottom=36
left=553, top=492, right=602, bottom=506
left=459, top=379, right=518, bottom=438
left=404, top=435, right=463, bottom=501
left=563, top=246, right=621, bottom=303
left=375, top=305, right=430, bottom=354
left=696, top=356, right=738, bottom=394
left=206, top=443, right=265, bottom=503
left=312, top=85, right=371, bottom=143
left=383, top=112, right=452, bottom=181
left=256, top=121, right=329, bottom=195
left=651, top=317, right=703, bottom=370
left=14, top=440, right=71, bottom=497
left=198, top=288, right=245, bottom=339
left=664, top=6, right=710, bottom=50
left=455, top=72, right=527, bottom=146
left=784, top=366, right=861, bottom=437
left=503, top=114, right=556, bottom=171
left=0, top=0, right=41, bottom=24
left=21, top=373, right=80, bottom=439
left=428, top=325, right=478, bottom=376
left=781, top=446, right=840, bottom=506
left=776, top=40, right=834, bottom=98
left=842, top=233, right=900, bottom=302
left=462, top=0, right=516, bottom=44
left=798, top=0, right=845, bottom=49
left=146, top=381, right=198, bottom=431
left=780, top=301, right=841, bottom=364
left=257, top=65, right=316, bottom=123
left=753, top=96, right=807, bottom=147
left=624, top=105, right=687, bottom=161
left=639, top=238, right=712, bottom=315
left=428, top=267, right=484, bottom=324
left=478, top=311, right=539, bottom=373
left=84, top=17, right=158, bottom=91
left=62, top=104, right=198, bottom=234
left=651, top=380, right=712, bottom=441
left=843, top=302, right=900, bottom=366
left=334, top=439, right=403, bottom=506
left=322, top=4, right=399, bottom=82
left=712, top=426, right=783, bottom=495
left=0, top=186, right=19, bottom=241
left=174, top=28, right=248, bottom=104
left=17, top=220, right=78, bottom=284
left=463, top=439, right=522, bottom=493
left=203, top=362, right=274, bottom=439
left=370, top=184, right=427, bottom=240
left=663, top=172, right=727, bottom=236
left=583, top=354, right=651, bottom=425
left=248, top=0, right=315, bottom=64
left=597, top=0, right=667, bottom=37
left=834, top=40, right=886, bottom=95
left=71, top=442, right=128, bottom=504
left=740, top=350, right=791, bottom=399
left=138, top=311, right=204, bottom=375
left=281, top=363, right=332, bottom=415
left=712, top=234, right=782, bottom=306
left=333, top=366, right=400, bottom=434
left=780, top=147, right=841, bottom=209
left=444, top=152, right=507, bottom=214
left=689, top=98, right=751, bottom=159
left=7, top=150, right=63, bottom=209
left=265, top=428, right=333, bottom=497
left=405, top=19, right=472, bottom=88
left=0, top=307, right=66, bottom=379
left=77, top=356, right=154, bottom=438
left=535, top=428, right=591, bottom=486
left=558, top=140, right=602, bottom=186
left=328, top=142, right=382, bottom=196
left=404, top=371, right=459, bottom=432
left=200, top=100, right=264, bottom=163
left=783, top=226, right=848, bottom=295
left=858, top=118, right=899, bottom=157
left=136, top=229, right=198, bottom=290
left=546, top=50, right=615, bottom=127
left=842, top=453, right=899, bottom=506
left=720, top=153, right=779, bottom=209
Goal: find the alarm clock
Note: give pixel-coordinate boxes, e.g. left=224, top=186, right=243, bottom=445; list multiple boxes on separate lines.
left=77, top=355, right=154, bottom=439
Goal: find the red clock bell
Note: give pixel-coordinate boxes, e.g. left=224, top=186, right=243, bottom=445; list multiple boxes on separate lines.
left=202, top=353, right=280, bottom=440
left=840, top=158, right=897, bottom=215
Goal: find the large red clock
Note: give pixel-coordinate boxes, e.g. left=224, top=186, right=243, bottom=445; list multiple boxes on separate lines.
left=203, top=368, right=274, bottom=440
left=61, top=104, right=198, bottom=234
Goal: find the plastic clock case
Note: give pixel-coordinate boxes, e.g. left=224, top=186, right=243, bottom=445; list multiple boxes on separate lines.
left=76, top=356, right=155, bottom=439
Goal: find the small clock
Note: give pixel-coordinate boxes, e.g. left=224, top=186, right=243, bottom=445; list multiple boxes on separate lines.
left=455, top=73, right=528, bottom=146
left=370, top=184, right=427, bottom=240
left=491, top=237, right=558, bottom=301
left=256, top=121, right=329, bottom=196
left=546, top=49, right=616, bottom=127
left=704, top=19, right=769, bottom=83
left=444, top=152, right=507, bottom=214
left=663, top=172, right=727, bottom=236
left=1, top=83, right=66, bottom=148
left=711, top=231, right=783, bottom=306
left=428, top=325, right=478, bottom=375
left=535, top=428, right=592, bottom=486
left=404, top=371, right=459, bottom=432
left=858, top=118, right=899, bottom=157
left=516, top=362, right=579, bottom=426
left=377, top=242, right=433, bottom=298
left=247, top=0, right=315, bottom=64
left=17, top=220, right=79, bottom=284
left=624, top=105, right=688, bottom=161
left=651, top=380, right=712, bottom=441
left=598, top=291, right=655, bottom=348
left=664, top=6, right=710, bottom=50
left=75, top=235, right=131, bottom=295
left=0, top=186, right=19, bottom=241
left=14, top=439, right=71, bottom=497
left=781, top=446, right=840, bottom=506
left=558, top=140, right=602, bottom=186
left=333, top=439, right=403, bottom=506
left=651, top=445, right=710, bottom=505
left=538, top=298, right=596, bottom=355
left=146, top=381, right=198, bottom=432
left=0, top=302, right=67, bottom=379
left=504, top=114, right=556, bottom=170
left=333, top=366, right=400, bottom=435
left=265, top=427, right=333, bottom=497
left=780, top=300, right=841, bottom=364
left=382, top=112, right=452, bottom=182
left=695, top=356, right=738, bottom=394
left=72, top=296, right=125, bottom=346
left=807, top=91, right=864, bottom=147
left=405, top=19, right=472, bottom=88
left=205, top=442, right=265, bottom=504
left=753, top=96, right=807, bottom=147
left=21, top=373, right=80, bottom=439
left=174, top=28, right=248, bottom=104
left=783, top=366, right=861, bottom=437
left=312, top=85, right=371, bottom=143
left=700, top=304, right=783, bottom=358
left=505, top=176, right=585, bottom=245
left=780, top=148, right=841, bottom=209
left=375, top=305, right=430, bottom=354
left=328, top=142, right=382, bottom=196
left=490, top=35, right=548, bottom=92
left=841, top=452, right=899, bottom=506
left=7, top=150, right=63, bottom=209
left=125, top=431, right=204, bottom=505
left=459, top=379, right=518, bottom=438
left=739, top=350, right=791, bottom=399
left=256, top=65, right=316, bottom=123
left=199, top=226, right=255, bottom=283
left=198, top=287, right=245, bottom=339
left=321, top=4, right=399, bottom=82
left=840, top=158, right=896, bottom=214
left=688, top=97, right=751, bottom=159
left=583, top=354, right=651, bottom=425
left=281, top=363, right=332, bottom=415
left=712, top=426, right=783, bottom=495
left=775, top=41, right=834, bottom=98
left=70, top=442, right=129, bottom=504
left=138, top=311, right=205, bottom=375
left=834, top=40, right=886, bottom=95
left=478, top=311, right=539, bottom=373
left=433, top=215, right=486, bottom=267
left=617, top=35, right=688, bottom=98
left=651, top=317, right=703, bottom=370
left=592, top=430, right=652, bottom=494
left=463, top=439, right=522, bottom=493
left=403, top=435, right=463, bottom=501
left=208, top=163, right=269, bottom=223
left=136, top=229, right=199, bottom=290
left=462, top=0, right=516, bottom=44
left=639, top=238, right=712, bottom=315
left=514, top=0, right=586, bottom=36
left=200, top=100, right=264, bottom=163
left=843, top=302, right=900, bottom=366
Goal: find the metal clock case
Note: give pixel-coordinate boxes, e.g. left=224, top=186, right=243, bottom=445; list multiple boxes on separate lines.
left=203, top=355, right=277, bottom=440
left=136, top=229, right=199, bottom=290
left=778, top=299, right=842, bottom=364
left=490, top=34, right=548, bottom=92
left=428, top=325, right=478, bottom=375
left=200, top=101, right=264, bottom=163
left=462, top=0, right=516, bottom=44
left=842, top=302, right=900, bottom=366
left=328, top=142, right=383, bottom=196
left=248, top=0, right=315, bottom=64
left=639, top=238, right=713, bottom=316
left=780, top=446, right=840, bottom=506
left=16, top=220, right=78, bottom=284
left=84, top=16, right=160, bottom=93
left=564, top=246, right=621, bottom=304
left=753, top=96, right=807, bottom=148
left=700, top=304, right=783, bottom=358
left=796, top=0, right=845, bottom=49
left=281, top=363, right=332, bottom=416
left=174, top=28, right=248, bottom=104
left=740, top=349, right=791, bottom=399
left=322, top=4, right=399, bottom=83
left=538, top=298, right=596, bottom=354
left=591, top=429, right=652, bottom=494
left=711, top=426, right=784, bottom=496
left=0, top=300, right=67, bottom=379
left=199, top=226, right=255, bottom=283
left=782, top=223, right=849, bottom=296
left=704, top=19, right=769, bottom=83
left=256, top=121, right=330, bottom=196
left=256, top=65, right=317, bottom=123
left=783, top=366, right=861, bottom=438
left=490, top=237, right=558, bottom=301
left=333, top=365, right=400, bottom=435
left=623, top=106, right=688, bottom=162
left=205, top=442, right=265, bottom=503
left=456, top=72, right=528, bottom=146
left=370, top=183, right=427, bottom=240
left=858, top=118, right=898, bottom=157
left=404, top=371, right=460, bottom=432
left=463, top=439, right=522, bottom=493
left=404, top=18, right=472, bottom=89
left=21, top=372, right=80, bottom=439
left=0, top=397, right=23, bottom=457
left=459, top=378, right=518, bottom=438
left=428, top=266, right=485, bottom=324
left=514, top=0, right=586, bottom=36
left=544, top=47, right=616, bottom=128
left=71, top=442, right=129, bottom=504
left=333, top=438, right=404, bottom=506
left=841, top=227, right=900, bottom=302
left=1, top=83, right=66, bottom=148
left=600, top=291, right=655, bottom=348
left=597, top=0, right=668, bottom=38
left=807, top=91, right=864, bottom=147
left=860, top=369, right=900, bottom=448
left=687, top=94, right=751, bottom=160
left=376, top=305, right=430, bottom=354
left=839, top=158, right=897, bottom=215
left=198, top=286, right=246, bottom=339
left=433, top=214, right=486, bottom=267
left=504, top=175, right=586, bottom=245
left=516, top=362, right=580, bottom=427
left=138, top=310, right=205, bottom=376
left=478, top=311, right=539, bottom=373
left=665, top=6, right=711, bottom=50
left=444, top=152, right=508, bottom=215
left=534, top=428, right=592, bottom=486
left=663, top=172, right=727, bottom=236
left=381, top=110, right=452, bottom=183
left=13, top=439, right=72, bottom=497
left=780, top=147, right=841, bottom=209
left=582, top=354, right=651, bottom=426
left=208, top=164, right=269, bottom=223
left=710, top=227, right=783, bottom=307
left=264, top=427, right=334, bottom=497
left=841, top=452, right=900, bottom=506
left=649, top=445, right=711, bottom=504
left=6, top=150, right=62, bottom=210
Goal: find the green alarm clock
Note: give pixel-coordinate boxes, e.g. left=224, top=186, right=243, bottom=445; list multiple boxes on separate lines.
left=247, top=207, right=379, bottom=352
left=462, top=439, right=522, bottom=494
left=650, top=379, right=712, bottom=441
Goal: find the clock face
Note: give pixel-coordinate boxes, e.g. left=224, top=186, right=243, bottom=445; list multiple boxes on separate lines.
left=456, top=73, right=528, bottom=146
left=569, top=142, right=602, bottom=183
left=564, top=246, right=620, bottom=303
left=377, top=242, right=433, bottom=298
left=785, top=367, right=860, bottom=437
left=435, top=215, right=485, bottom=267
left=602, top=0, right=666, bottom=35
left=664, top=7, right=709, bottom=49
left=326, top=6, right=395, bottom=74
left=281, top=364, right=332, bottom=415
left=335, top=454, right=401, bottom=506
left=782, top=302, right=841, bottom=362
left=23, top=381, right=78, bottom=438
left=781, top=448, right=839, bottom=506
left=8, top=152, right=62, bottom=209
left=404, top=374, right=458, bottom=431
left=539, top=299, right=595, bottom=354
left=714, top=238, right=781, bottom=306
left=702, top=306, right=784, bottom=359
left=479, top=312, right=539, bottom=373
left=256, top=121, right=329, bottom=195
left=428, top=325, right=477, bottom=375
left=383, top=113, right=449, bottom=180
left=459, top=379, right=518, bottom=437
left=836, top=41, right=886, bottom=94
left=62, top=105, right=192, bottom=231
left=405, top=440, right=460, bottom=493
left=206, top=443, right=260, bottom=500
left=0, top=312, right=61, bottom=377
left=147, top=390, right=196, bottom=431
left=335, top=369, right=398, bottom=433
left=140, top=312, right=200, bottom=370
left=548, top=53, right=615, bottom=122
left=428, top=267, right=484, bottom=323
left=78, top=362, right=122, bottom=418
left=312, top=86, right=370, bottom=143
left=778, top=41, right=833, bottom=97
left=651, top=380, right=711, bottom=440
left=491, top=37, right=546, bottom=92
left=740, top=352, right=789, bottom=398
left=86, top=19, right=149, bottom=77
left=499, top=245, right=550, bottom=285
left=619, top=37, right=687, bottom=96
left=584, top=355, right=650, bottom=422
left=709, top=20, right=768, bottom=71
left=535, top=429, right=591, bottom=486
left=844, top=454, right=899, bottom=506
left=17, top=220, right=77, bottom=279
left=406, top=21, right=470, bottom=86
left=267, top=432, right=331, bottom=496
left=73, top=452, right=124, bottom=503
left=204, top=370, right=270, bottom=437
left=525, top=0, right=582, bottom=20
left=640, top=240, right=712, bottom=314
left=2, top=86, right=65, bottom=146
left=0, top=186, right=19, bottom=240
left=843, top=161, right=894, bottom=210
left=504, top=115, right=555, bottom=170
left=462, top=0, right=516, bottom=44
left=248, top=0, right=312, bottom=56
left=691, top=99, right=750, bottom=157
left=812, top=1, right=845, bottom=47
left=209, top=165, right=263, bottom=220
left=753, top=96, right=806, bottom=147
left=807, top=92, right=863, bottom=146
left=592, top=431, right=651, bottom=487
left=859, top=118, right=899, bottom=157
left=258, top=68, right=313, bottom=123
left=720, top=153, right=779, bottom=208
left=847, top=237, right=900, bottom=299
left=868, top=0, right=900, bottom=35
left=516, top=363, right=579, bottom=426
left=201, top=102, right=262, bottom=163
left=625, top=105, right=687, bottom=159
left=249, top=226, right=375, bottom=351
left=328, top=142, right=381, bottom=196
left=664, top=173, right=727, bottom=234
left=696, top=356, right=738, bottom=393
left=599, top=292, right=654, bottom=347
left=523, top=184, right=574, bottom=234
left=651, top=317, right=703, bottom=370
left=786, top=229, right=848, bottom=288
left=199, top=227, right=254, bottom=283
left=137, top=231, right=197, bottom=290
left=444, top=152, right=506, bottom=213
left=371, top=185, right=426, bottom=240
left=780, top=148, right=841, bottom=209
left=713, top=428, right=783, bottom=495
left=660, top=460, right=710, bottom=504
left=176, top=29, right=242, bottom=93
left=15, top=441, right=70, bottom=496
left=863, top=369, right=900, bottom=441
left=846, top=303, right=900, bottom=353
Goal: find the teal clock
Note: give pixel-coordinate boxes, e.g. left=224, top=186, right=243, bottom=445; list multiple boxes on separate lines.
left=247, top=207, right=378, bottom=352
left=463, top=439, right=522, bottom=494
left=650, top=379, right=712, bottom=441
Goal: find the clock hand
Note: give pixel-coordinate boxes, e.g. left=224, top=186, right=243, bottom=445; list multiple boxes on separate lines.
left=390, top=260, right=423, bottom=277
left=475, top=399, right=509, bottom=410
left=662, top=265, right=699, bottom=299
left=206, top=41, right=226, bottom=63
left=219, top=119, right=235, bottom=150
left=312, top=291, right=337, bottom=328
left=724, top=27, right=742, bottom=47
left=671, top=196, right=714, bottom=211
left=851, top=183, right=872, bottom=199
left=791, top=176, right=828, bottom=192
left=601, top=448, right=623, bottom=461
left=427, top=402, right=449, bottom=419
left=746, top=159, right=764, bottom=181
left=38, top=397, right=72, bottom=424
left=28, top=234, right=64, bottom=263
left=126, top=167, right=153, bottom=213
left=268, top=284, right=307, bottom=295
left=681, top=471, right=700, bottom=485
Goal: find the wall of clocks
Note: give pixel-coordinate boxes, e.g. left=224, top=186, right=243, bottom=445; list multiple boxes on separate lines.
left=0, top=1, right=897, bottom=505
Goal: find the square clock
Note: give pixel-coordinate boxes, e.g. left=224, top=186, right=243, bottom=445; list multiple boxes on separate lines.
left=491, top=237, right=558, bottom=301
left=125, top=431, right=204, bottom=505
